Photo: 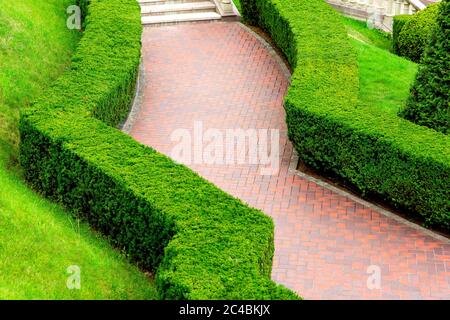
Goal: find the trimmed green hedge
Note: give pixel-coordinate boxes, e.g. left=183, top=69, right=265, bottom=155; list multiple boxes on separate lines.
left=241, top=0, right=450, bottom=230
left=19, top=0, right=298, bottom=299
left=77, top=0, right=89, bottom=17
left=393, top=3, right=440, bottom=62
left=401, top=0, right=450, bottom=134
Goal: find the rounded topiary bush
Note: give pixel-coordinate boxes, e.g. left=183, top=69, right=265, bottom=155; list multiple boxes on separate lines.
left=400, top=0, right=450, bottom=134
left=396, top=3, right=441, bottom=62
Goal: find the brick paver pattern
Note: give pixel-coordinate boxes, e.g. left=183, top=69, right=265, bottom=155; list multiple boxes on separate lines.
left=130, top=22, right=450, bottom=299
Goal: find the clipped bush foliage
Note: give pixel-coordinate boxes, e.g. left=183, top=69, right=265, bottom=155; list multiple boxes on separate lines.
left=400, top=0, right=450, bottom=134
left=77, top=0, right=90, bottom=19
left=392, top=14, right=411, bottom=54
left=394, top=3, right=441, bottom=62
left=241, top=0, right=450, bottom=230
left=19, top=0, right=298, bottom=299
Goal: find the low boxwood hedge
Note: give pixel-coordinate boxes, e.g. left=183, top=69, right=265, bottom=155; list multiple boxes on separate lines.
left=19, top=0, right=298, bottom=299
left=241, top=0, right=450, bottom=230
left=393, top=3, right=441, bottom=62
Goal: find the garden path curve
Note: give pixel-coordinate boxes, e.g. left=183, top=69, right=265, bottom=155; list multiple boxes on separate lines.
left=128, top=22, right=450, bottom=299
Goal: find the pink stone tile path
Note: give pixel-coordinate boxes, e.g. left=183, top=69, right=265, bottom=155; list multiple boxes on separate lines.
left=129, top=22, right=450, bottom=299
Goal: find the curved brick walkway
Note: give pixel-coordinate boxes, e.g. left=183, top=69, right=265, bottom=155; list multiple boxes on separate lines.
left=129, top=22, right=450, bottom=299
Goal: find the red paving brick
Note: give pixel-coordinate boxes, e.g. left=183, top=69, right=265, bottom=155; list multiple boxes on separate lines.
left=129, top=22, right=450, bottom=299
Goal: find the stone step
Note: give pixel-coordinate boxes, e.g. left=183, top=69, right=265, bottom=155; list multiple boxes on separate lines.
left=141, top=2, right=217, bottom=16
left=141, top=11, right=221, bottom=25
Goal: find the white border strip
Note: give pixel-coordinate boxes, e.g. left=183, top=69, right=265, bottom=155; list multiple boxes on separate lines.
left=121, top=58, right=145, bottom=134
left=289, top=148, right=449, bottom=243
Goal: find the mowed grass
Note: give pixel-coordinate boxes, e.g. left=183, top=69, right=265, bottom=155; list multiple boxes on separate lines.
left=341, top=17, right=418, bottom=114
left=0, top=0, right=156, bottom=299
left=0, top=167, right=157, bottom=299
left=232, top=0, right=242, bottom=14
left=0, top=0, right=78, bottom=156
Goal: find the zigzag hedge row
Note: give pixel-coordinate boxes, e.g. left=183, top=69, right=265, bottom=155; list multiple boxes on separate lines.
left=241, top=0, right=450, bottom=230
left=19, top=0, right=298, bottom=299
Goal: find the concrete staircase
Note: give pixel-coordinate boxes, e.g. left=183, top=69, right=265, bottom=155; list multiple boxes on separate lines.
left=326, top=0, right=429, bottom=32
left=139, top=0, right=231, bottom=26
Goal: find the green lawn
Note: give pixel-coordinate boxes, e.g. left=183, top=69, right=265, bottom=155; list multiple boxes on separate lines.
left=232, top=0, right=242, bottom=13
left=0, top=0, right=156, bottom=299
left=0, top=167, right=157, bottom=299
left=0, top=0, right=79, bottom=157
left=341, top=17, right=418, bottom=114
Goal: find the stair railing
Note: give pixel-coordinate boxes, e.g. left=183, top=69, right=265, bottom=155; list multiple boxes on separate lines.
left=327, top=0, right=430, bottom=31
